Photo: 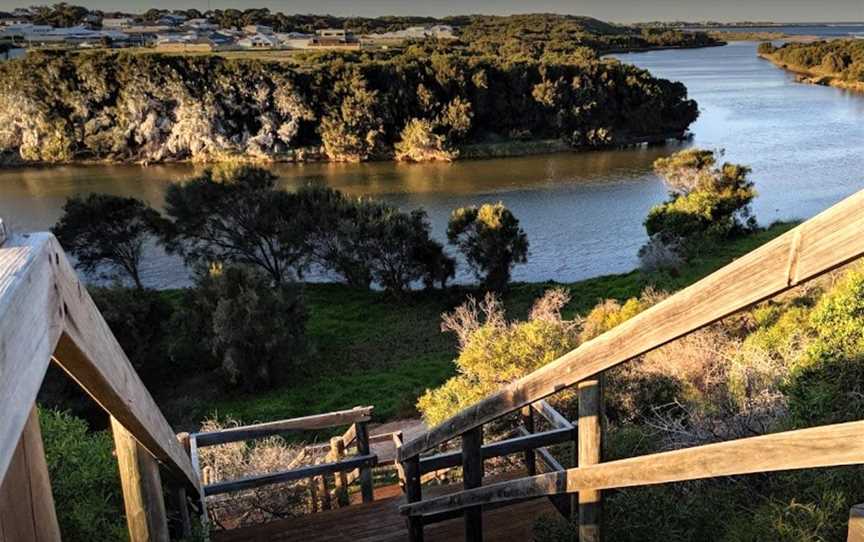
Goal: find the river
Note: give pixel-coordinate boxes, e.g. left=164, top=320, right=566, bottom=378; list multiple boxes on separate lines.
left=1, top=40, right=863, bottom=288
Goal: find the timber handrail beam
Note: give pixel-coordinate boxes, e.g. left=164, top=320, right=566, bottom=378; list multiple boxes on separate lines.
left=400, top=419, right=864, bottom=517
left=400, top=188, right=864, bottom=460
left=192, top=406, right=373, bottom=447
left=203, top=453, right=378, bottom=496
left=0, top=232, right=200, bottom=493
left=419, top=425, right=575, bottom=474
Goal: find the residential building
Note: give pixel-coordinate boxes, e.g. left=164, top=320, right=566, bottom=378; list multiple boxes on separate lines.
left=237, top=33, right=279, bottom=49
left=243, top=24, right=274, bottom=35
left=102, top=17, right=134, bottom=29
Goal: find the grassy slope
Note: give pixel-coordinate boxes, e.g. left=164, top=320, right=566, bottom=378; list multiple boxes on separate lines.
left=174, top=223, right=795, bottom=428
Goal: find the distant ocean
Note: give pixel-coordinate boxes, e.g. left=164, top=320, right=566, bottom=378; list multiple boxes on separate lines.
left=690, top=24, right=864, bottom=39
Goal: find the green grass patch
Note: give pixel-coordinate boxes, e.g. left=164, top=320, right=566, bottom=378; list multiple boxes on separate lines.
left=161, top=222, right=796, bottom=429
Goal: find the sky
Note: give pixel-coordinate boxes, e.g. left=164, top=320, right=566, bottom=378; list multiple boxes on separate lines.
left=0, top=0, right=862, bottom=23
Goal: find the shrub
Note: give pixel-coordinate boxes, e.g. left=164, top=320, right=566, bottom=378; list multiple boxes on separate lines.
left=447, top=202, right=529, bottom=291
left=90, top=286, right=175, bottom=384
left=786, top=267, right=864, bottom=426
left=645, top=149, right=757, bottom=256
left=39, top=408, right=126, bottom=542
left=196, top=265, right=308, bottom=390
left=394, top=118, right=457, bottom=162
left=417, top=289, right=578, bottom=426
left=197, top=416, right=309, bottom=528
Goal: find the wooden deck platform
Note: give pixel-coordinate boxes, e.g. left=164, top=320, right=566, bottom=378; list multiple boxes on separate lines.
left=213, top=475, right=559, bottom=542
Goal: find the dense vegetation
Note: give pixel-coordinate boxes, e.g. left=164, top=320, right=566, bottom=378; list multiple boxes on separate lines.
left=759, top=39, right=864, bottom=86
left=0, top=10, right=717, bottom=166
left=639, top=148, right=757, bottom=270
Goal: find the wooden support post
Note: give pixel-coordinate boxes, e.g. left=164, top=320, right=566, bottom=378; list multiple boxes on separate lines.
left=174, top=433, right=193, bottom=539
left=330, top=436, right=349, bottom=507
left=578, top=378, right=602, bottom=542
left=309, top=477, right=319, bottom=513
left=0, top=405, right=61, bottom=542
left=462, top=426, right=484, bottom=542
left=318, top=472, right=332, bottom=511
left=355, top=421, right=374, bottom=503
left=849, top=504, right=864, bottom=541
left=404, top=455, right=424, bottom=542
left=111, top=416, right=170, bottom=542
left=521, top=405, right=536, bottom=476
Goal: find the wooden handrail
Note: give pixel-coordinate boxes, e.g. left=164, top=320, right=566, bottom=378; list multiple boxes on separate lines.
left=0, top=232, right=200, bottom=493
left=400, top=188, right=864, bottom=460
left=193, top=406, right=373, bottom=447
left=419, top=425, right=575, bottom=473
left=203, top=453, right=378, bottom=496
left=401, top=419, right=864, bottom=517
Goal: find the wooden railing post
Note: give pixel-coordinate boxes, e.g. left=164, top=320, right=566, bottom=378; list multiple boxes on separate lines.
left=578, top=378, right=603, bottom=542
left=521, top=405, right=536, bottom=476
left=849, top=504, right=864, bottom=541
left=0, top=405, right=61, bottom=542
left=462, top=426, right=484, bottom=542
left=174, top=432, right=194, bottom=539
left=111, top=416, right=170, bottom=542
left=355, top=421, right=374, bottom=503
left=404, top=455, right=424, bottom=542
left=330, top=436, right=349, bottom=507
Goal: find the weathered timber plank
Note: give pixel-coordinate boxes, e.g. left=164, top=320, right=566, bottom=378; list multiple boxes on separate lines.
left=532, top=400, right=573, bottom=429
left=0, top=234, right=61, bottom=484
left=112, top=416, right=170, bottom=542
left=49, top=235, right=200, bottom=492
left=578, top=379, right=602, bottom=542
left=401, top=420, right=864, bottom=516
left=522, top=406, right=536, bottom=476
left=419, top=426, right=574, bottom=473
left=194, top=406, right=374, bottom=447
left=400, top=188, right=864, bottom=459
left=204, top=454, right=378, bottom=496
left=461, top=427, right=483, bottom=542
left=356, top=421, right=375, bottom=503
left=849, top=504, right=864, bottom=541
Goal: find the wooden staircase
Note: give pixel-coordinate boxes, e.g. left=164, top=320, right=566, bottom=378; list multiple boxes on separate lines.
left=213, top=474, right=558, bottom=542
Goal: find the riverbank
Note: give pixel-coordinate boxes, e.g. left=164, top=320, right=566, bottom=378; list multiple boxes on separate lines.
left=759, top=52, right=864, bottom=93
left=0, top=131, right=693, bottom=170
left=143, top=222, right=794, bottom=430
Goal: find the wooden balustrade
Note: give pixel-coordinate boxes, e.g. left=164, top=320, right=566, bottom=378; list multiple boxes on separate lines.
left=397, top=188, right=864, bottom=540
left=0, top=227, right=201, bottom=542
left=190, top=406, right=379, bottom=518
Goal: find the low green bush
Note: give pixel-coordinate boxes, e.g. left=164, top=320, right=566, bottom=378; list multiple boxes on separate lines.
left=39, top=408, right=126, bottom=541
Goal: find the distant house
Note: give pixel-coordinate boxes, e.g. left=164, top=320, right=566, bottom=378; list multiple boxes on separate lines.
left=238, top=33, right=279, bottom=49
left=311, top=28, right=360, bottom=48
left=184, top=18, right=217, bottom=31
left=275, top=32, right=313, bottom=49
left=243, top=24, right=274, bottom=36
left=364, top=24, right=458, bottom=43
left=102, top=17, right=134, bottom=29
left=158, top=14, right=187, bottom=27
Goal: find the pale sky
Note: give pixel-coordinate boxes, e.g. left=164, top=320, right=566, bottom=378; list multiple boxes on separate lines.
left=1, top=0, right=862, bottom=23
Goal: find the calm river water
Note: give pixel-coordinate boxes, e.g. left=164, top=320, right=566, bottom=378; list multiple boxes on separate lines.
left=1, top=41, right=863, bottom=287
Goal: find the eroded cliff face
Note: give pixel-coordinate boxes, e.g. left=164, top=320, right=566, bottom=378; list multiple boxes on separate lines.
left=0, top=50, right=699, bottom=165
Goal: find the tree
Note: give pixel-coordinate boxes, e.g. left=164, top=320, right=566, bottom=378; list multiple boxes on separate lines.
left=297, top=185, right=455, bottom=292
left=645, top=148, right=757, bottom=247
left=51, top=194, right=164, bottom=290
left=447, top=202, right=528, bottom=290
left=367, top=208, right=455, bottom=293
left=198, top=265, right=307, bottom=390
left=163, top=165, right=307, bottom=284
